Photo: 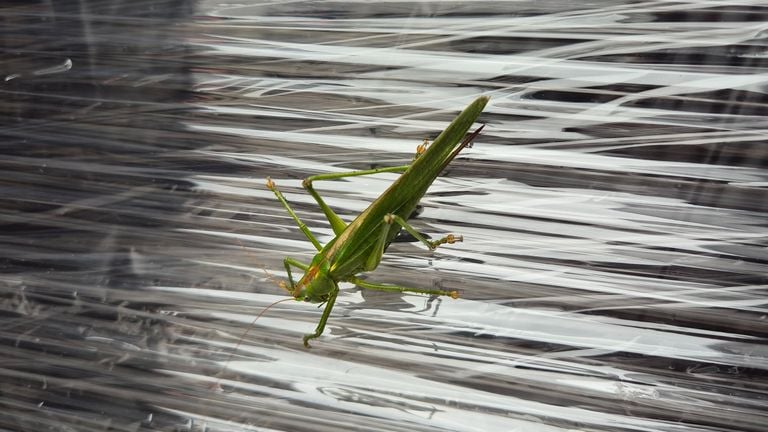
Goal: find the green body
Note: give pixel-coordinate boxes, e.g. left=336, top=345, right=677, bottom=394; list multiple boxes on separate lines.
left=325, top=97, right=487, bottom=279
left=267, top=96, right=489, bottom=346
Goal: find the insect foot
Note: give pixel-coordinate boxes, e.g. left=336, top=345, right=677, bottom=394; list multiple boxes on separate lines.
left=429, top=234, right=463, bottom=249
left=414, top=138, right=429, bottom=160
left=445, top=234, right=463, bottom=244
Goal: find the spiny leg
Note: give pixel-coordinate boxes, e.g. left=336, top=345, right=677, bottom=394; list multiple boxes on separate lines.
left=347, top=275, right=459, bottom=299
left=302, top=165, right=410, bottom=236
left=267, top=177, right=322, bottom=251
left=283, top=257, right=309, bottom=294
left=361, top=211, right=463, bottom=273
left=303, top=286, right=339, bottom=348
left=385, top=213, right=463, bottom=251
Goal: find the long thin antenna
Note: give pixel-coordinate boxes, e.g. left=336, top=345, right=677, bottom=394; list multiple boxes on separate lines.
left=216, top=297, right=295, bottom=386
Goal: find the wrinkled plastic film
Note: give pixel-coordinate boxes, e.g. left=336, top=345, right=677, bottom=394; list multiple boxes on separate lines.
left=1, top=2, right=766, bottom=432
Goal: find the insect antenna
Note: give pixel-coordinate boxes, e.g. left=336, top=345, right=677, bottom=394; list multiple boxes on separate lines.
left=216, top=297, right=295, bottom=388
left=212, top=237, right=295, bottom=388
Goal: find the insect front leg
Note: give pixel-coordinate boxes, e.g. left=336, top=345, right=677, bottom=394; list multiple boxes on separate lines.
left=302, top=165, right=410, bottom=236
left=267, top=178, right=323, bottom=251
left=283, top=257, right=309, bottom=294
left=303, top=285, right=339, bottom=348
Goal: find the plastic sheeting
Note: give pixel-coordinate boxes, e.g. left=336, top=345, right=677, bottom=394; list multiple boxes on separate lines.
left=1, top=1, right=766, bottom=431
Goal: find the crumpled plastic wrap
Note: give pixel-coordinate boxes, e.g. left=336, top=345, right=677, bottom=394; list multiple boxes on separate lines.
left=1, top=1, right=766, bottom=431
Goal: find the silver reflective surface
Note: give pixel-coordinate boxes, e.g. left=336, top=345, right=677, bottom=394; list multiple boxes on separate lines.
left=1, top=2, right=766, bottom=431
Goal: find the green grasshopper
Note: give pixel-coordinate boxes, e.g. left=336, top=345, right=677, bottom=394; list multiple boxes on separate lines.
left=267, top=96, right=489, bottom=347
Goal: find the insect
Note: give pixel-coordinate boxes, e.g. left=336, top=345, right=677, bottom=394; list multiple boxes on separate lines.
left=267, top=96, right=489, bottom=347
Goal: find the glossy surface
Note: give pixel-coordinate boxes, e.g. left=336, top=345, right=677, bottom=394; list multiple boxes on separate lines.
left=1, top=2, right=766, bottom=431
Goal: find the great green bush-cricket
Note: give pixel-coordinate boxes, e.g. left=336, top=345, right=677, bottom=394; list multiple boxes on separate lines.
left=267, top=96, right=489, bottom=346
